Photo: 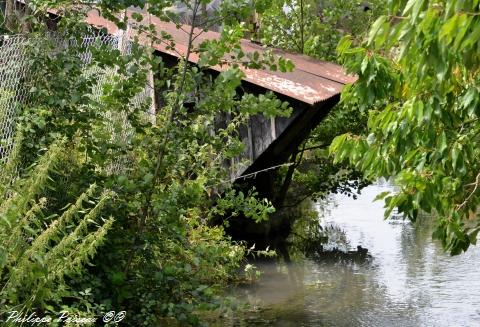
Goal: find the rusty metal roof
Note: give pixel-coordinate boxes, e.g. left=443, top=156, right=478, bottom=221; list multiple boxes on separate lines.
left=84, top=9, right=356, bottom=106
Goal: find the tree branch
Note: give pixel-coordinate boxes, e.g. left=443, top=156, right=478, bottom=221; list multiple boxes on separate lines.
left=456, top=172, right=480, bottom=211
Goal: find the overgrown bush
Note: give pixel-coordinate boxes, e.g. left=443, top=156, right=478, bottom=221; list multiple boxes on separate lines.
left=1, top=1, right=294, bottom=325
left=0, top=138, right=114, bottom=325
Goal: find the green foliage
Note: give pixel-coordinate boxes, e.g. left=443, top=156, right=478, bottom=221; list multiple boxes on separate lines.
left=281, top=102, right=370, bottom=207
left=330, top=0, right=480, bottom=255
left=211, top=188, right=276, bottom=224
left=0, top=139, right=114, bottom=319
left=1, top=0, right=393, bottom=324
left=256, top=0, right=384, bottom=60
left=255, top=1, right=383, bottom=209
left=0, top=0, right=300, bottom=325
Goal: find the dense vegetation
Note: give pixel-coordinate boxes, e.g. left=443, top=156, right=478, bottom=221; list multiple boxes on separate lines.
left=330, top=0, right=480, bottom=255
left=0, top=0, right=386, bottom=325
left=1, top=0, right=478, bottom=325
left=254, top=0, right=385, bottom=210
left=0, top=1, right=292, bottom=325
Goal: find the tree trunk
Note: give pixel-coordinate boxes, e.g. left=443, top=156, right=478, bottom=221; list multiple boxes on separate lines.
left=21, top=0, right=31, bottom=33
left=4, top=0, right=15, bottom=31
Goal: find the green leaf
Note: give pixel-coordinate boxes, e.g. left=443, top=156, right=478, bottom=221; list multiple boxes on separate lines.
left=374, top=191, right=390, bottom=202
left=461, top=24, right=480, bottom=49
left=411, top=0, right=427, bottom=22
left=451, top=146, right=459, bottom=170
left=438, top=131, right=447, bottom=153
left=440, top=14, right=459, bottom=45
left=367, top=16, right=387, bottom=47
left=402, top=0, right=418, bottom=15
left=0, top=214, right=11, bottom=227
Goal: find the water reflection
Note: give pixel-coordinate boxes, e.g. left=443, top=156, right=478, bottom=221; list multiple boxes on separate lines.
left=227, top=183, right=480, bottom=327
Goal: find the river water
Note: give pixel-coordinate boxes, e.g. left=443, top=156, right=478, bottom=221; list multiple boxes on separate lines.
left=227, top=183, right=480, bottom=327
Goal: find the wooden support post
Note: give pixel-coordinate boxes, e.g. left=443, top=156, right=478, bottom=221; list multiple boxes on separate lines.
left=116, top=10, right=127, bottom=53
left=146, top=4, right=156, bottom=124
left=271, top=117, right=276, bottom=140
left=4, top=0, right=15, bottom=31
left=247, top=120, right=254, bottom=162
left=147, top=68, right=156, bottom=124
left=22, top=0, right=31, bottom=33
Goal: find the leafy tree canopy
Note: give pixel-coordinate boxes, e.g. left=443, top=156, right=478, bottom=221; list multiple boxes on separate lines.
left=256, top=0, right=384, bottom=60
left=330, top=0, right=480, bottom=255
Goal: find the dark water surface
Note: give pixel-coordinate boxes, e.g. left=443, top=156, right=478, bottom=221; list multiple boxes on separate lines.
left=225, top=183, right=480, bottom=327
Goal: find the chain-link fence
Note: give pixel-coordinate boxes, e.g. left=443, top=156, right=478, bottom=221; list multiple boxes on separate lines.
left=0, top=32, right=152, bottom=172
left=80, top=33, right=151, bottom=173
left=0, top=35, right=29, bottom=164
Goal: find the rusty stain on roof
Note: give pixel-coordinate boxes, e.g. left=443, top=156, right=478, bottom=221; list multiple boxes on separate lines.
left=83, top=9, right=356, bottom=106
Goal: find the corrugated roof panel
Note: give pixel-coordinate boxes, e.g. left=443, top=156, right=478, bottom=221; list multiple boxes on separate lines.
left=243, top=69, right=344, bottom=105
left=84, top=9, right=356, bottom=106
